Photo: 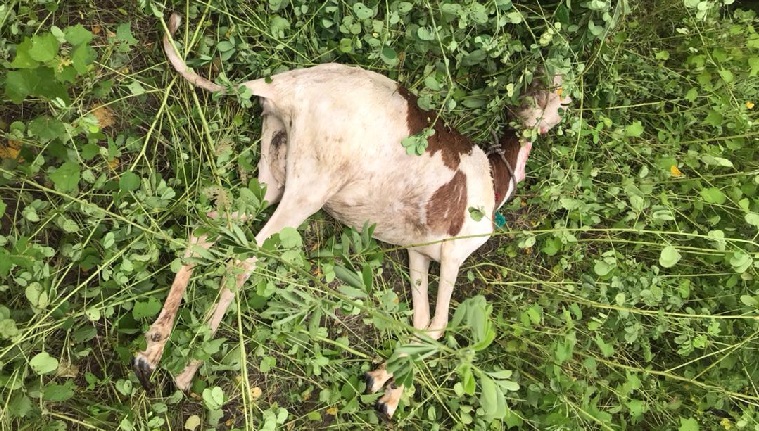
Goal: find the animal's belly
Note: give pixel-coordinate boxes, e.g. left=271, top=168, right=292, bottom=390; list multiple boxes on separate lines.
left=324, top=189, right=434, bottom=247
left=318, top=146, right=494, bottom=255
left=324, top=196, right=430, bottom=246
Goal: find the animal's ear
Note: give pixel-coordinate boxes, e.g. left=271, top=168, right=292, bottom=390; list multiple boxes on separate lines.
left=513, top=141, right=532, bottom=182
left=534, top=91, right=549, bottom=110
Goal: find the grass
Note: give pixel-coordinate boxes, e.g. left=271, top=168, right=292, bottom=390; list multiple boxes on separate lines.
left=1, top=0, right=759, bottom=430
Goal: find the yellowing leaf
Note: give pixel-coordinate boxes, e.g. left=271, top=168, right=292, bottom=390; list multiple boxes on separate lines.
left=670, top=165, right=682, bottom=177
left=0, top=140, right=22, bottom=160
left=250, top=386, right=262, bottom=400
left=326, top=406, right=338, bottom=416
left=56, top=360, right=80, bottom=378
left=184, top=415, right=201, bottom=431
left=92, top=105, right=115, bottom=129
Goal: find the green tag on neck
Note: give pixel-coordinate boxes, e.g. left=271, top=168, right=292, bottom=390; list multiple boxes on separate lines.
left=494, top=212, right=506, bottom=228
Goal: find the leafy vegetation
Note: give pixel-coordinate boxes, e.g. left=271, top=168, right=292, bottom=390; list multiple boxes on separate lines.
left=1, top=0, right=758, bottom=429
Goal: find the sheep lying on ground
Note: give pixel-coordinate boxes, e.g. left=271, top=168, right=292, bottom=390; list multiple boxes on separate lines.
left=134, top=12, right=571, bottom=418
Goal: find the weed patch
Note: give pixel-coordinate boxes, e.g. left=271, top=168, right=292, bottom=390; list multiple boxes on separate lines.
left=1, top=0, right=758, bottom=430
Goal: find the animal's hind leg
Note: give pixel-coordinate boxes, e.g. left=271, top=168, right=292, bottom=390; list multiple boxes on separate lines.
left=133, top=233, right=214, bottom=390
left=172, top=180, right=333, bottom=389
left=173, top=257, right=255, bottom=390
left=200, top=116, right=288, bottom=226
left=133, top=120, right=285, bottom=389
left=173, top=116, right=288, bottom=389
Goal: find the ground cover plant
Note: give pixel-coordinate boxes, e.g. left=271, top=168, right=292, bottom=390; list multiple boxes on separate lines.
left=1, top=0, right=758, bottom=429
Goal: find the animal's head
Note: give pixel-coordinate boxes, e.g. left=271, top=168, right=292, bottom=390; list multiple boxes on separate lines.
left=516, top=74, right=572, bottom=135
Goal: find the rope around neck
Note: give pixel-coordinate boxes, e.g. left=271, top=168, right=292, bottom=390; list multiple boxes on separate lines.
left=490, top=129, right=518, bottom=203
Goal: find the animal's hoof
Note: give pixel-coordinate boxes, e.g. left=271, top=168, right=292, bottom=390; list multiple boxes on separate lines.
left=133, top=355, right=175, bottom=396
left=364, top=372, right=375, bottom=393
left=364, top=367, right=392, bottom=393
left=374, top=383, right=402, bottom=418
left=374, top=397, right=398, bottom=419
left=174, top=360, right=201, bottom=391
left=375, top=399, right=389, bottom=417
left=133, top=355, right=155, bottom=391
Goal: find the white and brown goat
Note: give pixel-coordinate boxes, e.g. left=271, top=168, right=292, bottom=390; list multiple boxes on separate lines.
left=133, top=13, right=570, bottom=417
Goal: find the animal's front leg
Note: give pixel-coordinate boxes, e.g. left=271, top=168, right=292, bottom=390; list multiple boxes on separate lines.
left=367, top=250, right=431, bottom=417
left=133, top=233, right=213, bottom=390
left=409, top=250, right=431, bottom=330
left=425, top=247, right=463, bottom=340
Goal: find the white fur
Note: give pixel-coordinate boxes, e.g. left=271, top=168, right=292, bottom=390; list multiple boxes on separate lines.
left=136, top=13, right=570, bottom=415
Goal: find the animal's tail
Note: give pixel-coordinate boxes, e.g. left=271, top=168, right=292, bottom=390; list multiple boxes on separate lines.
left=163, top=13, right=225, bottom=93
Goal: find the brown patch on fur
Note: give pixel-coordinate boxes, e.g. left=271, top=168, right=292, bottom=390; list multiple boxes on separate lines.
left=397, top=87, right=474, bottom=170
left=426, top=171, right=467, bottom=236
left=489, top=130, right=521, bottom=209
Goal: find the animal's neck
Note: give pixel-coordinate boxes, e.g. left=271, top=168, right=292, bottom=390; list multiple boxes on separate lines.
left=489, top=128, right=523, bottom=210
